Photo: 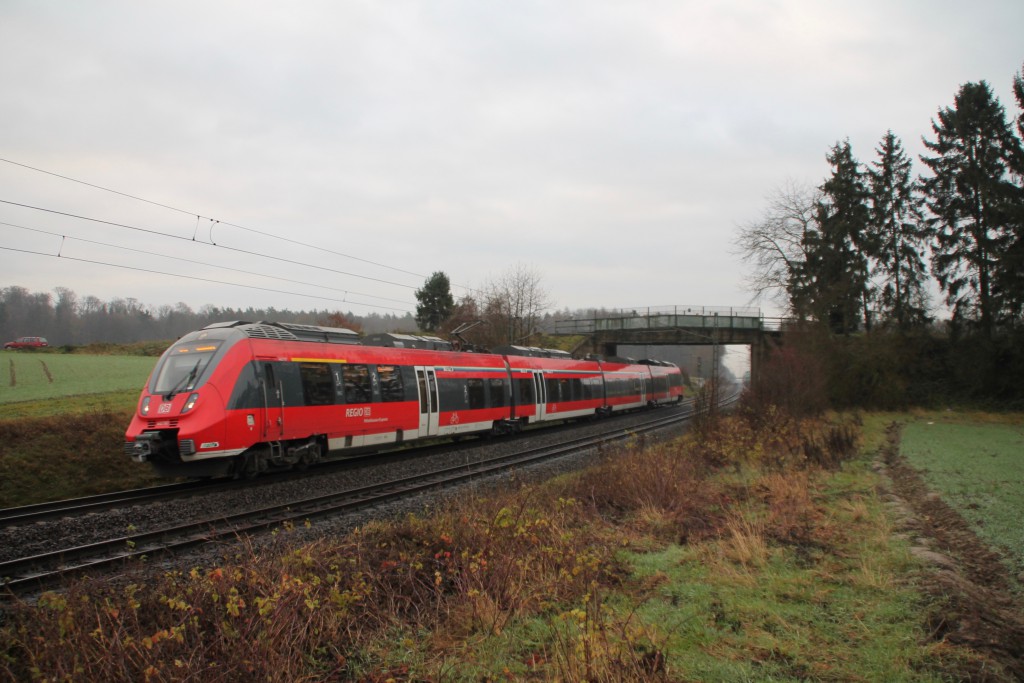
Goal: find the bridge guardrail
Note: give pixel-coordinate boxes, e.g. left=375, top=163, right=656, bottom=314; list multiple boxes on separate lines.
left=549, top=305, right=765, bottom=336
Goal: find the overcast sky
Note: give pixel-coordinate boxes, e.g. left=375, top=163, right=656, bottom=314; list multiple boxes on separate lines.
left=1, top=1, right=1022, bottom=321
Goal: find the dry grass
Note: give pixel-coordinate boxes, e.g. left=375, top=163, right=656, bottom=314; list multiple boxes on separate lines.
left=0, top=411, right=161, bottom=506
left=1, top=407, right=919, bottom=682
left=721, top=515, right=772, bottom=569
left=566, top=439, right=724, bottom=547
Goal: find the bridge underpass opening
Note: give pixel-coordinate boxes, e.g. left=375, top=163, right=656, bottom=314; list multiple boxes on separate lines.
left=615, top=343, right=752, bottom=386
left=548, top=305, right=769, bottom=385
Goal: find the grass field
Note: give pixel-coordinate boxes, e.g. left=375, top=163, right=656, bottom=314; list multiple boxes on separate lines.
left=1, top=354, right=161, bottom=506
left=5, top=412, right=968, bottom=681
left=1, top=353, right=155, bottom=405
left=5, top=383, right=1020, bottom=679
left=900, top=414, right=1024, bottom=575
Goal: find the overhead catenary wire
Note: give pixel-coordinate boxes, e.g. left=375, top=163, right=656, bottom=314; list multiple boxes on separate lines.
left=0, top=219, right=414, bottom=307
left=0, top=245, right=412, bottom=313
left=0, top=199, right=422, bottom=292
left=0, top=156, right=473, bottom=292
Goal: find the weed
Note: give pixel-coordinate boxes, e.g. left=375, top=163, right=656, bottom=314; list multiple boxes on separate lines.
left=721, top=514, right=771, bottom=569
left=0, top=410, right=161, bottom=506
left=0, top=408, right=980, bottom=681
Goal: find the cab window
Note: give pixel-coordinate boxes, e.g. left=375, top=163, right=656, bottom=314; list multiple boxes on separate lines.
left=150, top=341, right=223, bottom=396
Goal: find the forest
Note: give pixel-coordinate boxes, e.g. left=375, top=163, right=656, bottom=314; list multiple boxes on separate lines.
left=0, top=285, right=416, bottom=347
left=739, top=66, right=1024, bottom=407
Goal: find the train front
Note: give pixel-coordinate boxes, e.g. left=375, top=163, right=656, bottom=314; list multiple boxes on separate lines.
left=125, top=327, right=243, bottom=477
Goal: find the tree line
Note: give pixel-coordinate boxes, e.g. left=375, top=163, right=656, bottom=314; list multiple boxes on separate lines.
left=0, top=285, right=415, bottom=347
left=739, top=64, right=1024, bottom=405
left=414, top=263, right=553, bottom=351
left=3, top=260, right=573, bottom=355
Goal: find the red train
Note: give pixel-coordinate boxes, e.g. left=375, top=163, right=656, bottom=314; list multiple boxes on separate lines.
left=125, top=321, right=686, bottom=477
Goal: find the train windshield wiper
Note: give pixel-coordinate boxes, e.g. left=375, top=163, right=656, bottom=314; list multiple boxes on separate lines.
left=164, top=359, right=202, bottom=400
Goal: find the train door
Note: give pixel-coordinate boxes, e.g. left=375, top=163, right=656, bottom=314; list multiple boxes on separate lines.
left=415, top=367, right=440, bottom=437
left=261, top=362, right=284, bottom=439
left=533, top=370, right=547, bottom=420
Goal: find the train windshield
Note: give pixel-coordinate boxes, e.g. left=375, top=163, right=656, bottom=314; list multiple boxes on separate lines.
left=150, top=341, right=224, bottom=397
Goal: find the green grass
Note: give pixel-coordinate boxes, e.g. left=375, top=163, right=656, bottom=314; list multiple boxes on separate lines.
left=382, top=435, right=951, bottom=681
left=1, top=353, right=155, bottom=405
left=900, top=415, right=1024, bottom=574
left=0, top=354, right=160, bottom=506
left=0, top=412, right=990, bottom=681
left=611, top=467, right=941, bottom=681
left=0, top=411, right=162, bottom=506
left=0, top=389, right=140, bottom=419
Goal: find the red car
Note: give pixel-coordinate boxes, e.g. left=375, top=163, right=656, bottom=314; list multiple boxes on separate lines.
left=4, top=336, right=49, bottom=350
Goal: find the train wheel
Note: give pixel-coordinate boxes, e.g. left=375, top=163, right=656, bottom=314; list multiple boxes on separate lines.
left=295, top=440, right=322, bottom=471
left=237, top=448, right=268, bottom=479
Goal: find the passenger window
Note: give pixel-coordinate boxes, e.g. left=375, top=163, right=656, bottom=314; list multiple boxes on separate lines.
left=516, top=378, right=534, bottom=404
left=489, top=377, right=506, bottom=407
left=545, top=378, right=559, bottom=402
left=377, top=365, right=405, bottom=402
left=342, top=365, right=372, bottom=404
left=299, top=363, right=335, bottom=406
left=569, top=378, right=582, bottom=401
left=467, top=378, right=486, bottom=409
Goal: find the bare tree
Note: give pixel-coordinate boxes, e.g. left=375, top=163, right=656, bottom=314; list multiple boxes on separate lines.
left=484, top=263, right=552, bottom=346
left=430, top=266, right=550, bottom=350
left=734, top=180, right=822, bottom=315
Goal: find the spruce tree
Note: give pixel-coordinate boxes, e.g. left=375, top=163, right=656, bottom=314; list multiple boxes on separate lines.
left=1002, top=64, right=1024, bottom=322
left=920, top=81, right=1023, bottom=339
left=414, top=271, right=455, bottom=332
left=867, top=131, right=929, bottom=330
left=1014, top=62, right=1024, bottom=140
left=801, top=140, right=872, bottom=334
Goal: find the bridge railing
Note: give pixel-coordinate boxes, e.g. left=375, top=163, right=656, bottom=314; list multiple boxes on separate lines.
left=549, top=305, right=764, bottom=335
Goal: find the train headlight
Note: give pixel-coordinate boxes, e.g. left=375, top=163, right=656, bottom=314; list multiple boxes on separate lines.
left=140, top=396, right=151, bottom=416
left=181, top=392, right=200, bottom=414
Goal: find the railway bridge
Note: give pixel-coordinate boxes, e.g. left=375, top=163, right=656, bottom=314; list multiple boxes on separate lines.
left=547, top=305, right=780, bottom=383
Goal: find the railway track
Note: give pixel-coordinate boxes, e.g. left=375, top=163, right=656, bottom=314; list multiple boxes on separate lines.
left=0, top=479, right=226, bottom=526
left=0, top=398, right=701, bottom=528
left=0, top=447, right=413, bottom=528
left=0, top=395, right=732, bottom=597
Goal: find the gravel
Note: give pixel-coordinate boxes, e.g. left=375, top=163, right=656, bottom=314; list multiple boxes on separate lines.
left=0, top=407, right=691, bottom=579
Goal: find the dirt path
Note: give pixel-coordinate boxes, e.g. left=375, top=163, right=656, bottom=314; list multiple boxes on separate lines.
left=877, top=422, right=1024, bottom=681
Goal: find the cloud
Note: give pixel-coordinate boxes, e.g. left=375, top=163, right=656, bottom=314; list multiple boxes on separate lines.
left=2, top=0, right=1022, bottom=318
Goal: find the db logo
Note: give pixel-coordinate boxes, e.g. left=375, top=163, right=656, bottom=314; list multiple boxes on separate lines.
left=158, top=403, right=172, bottom=414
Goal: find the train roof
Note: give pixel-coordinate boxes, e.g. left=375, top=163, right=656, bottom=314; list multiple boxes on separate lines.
left=202, top=321, right=361, bottom=344
left=491, top=345, right=573, bottom=359
left=362, top=332, right=453, bottom=351
left=196, top=322, right=677, bottom=369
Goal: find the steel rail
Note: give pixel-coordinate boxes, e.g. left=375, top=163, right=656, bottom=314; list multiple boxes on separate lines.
left=0, top=398, right=700, bottom=528
left=0, top=404, right=702, bottom=596
left=0, top=479, right=226, bottom=526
